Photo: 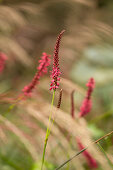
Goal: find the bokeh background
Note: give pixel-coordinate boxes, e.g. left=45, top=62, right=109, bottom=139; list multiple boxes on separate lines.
left=0, top=0, right=113, bottom=170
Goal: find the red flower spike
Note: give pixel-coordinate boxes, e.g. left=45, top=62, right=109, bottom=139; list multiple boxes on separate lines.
left=0, top=52, right=8, bottom=73
left=22, top=52, right=51, bottom=97
left=50, top=30, right=65, bottom=91
left=86, top=78, right=95, bottom=99
left=79, top=78, right=95, bottom=117
left=77, top=138, right=98, bottom=169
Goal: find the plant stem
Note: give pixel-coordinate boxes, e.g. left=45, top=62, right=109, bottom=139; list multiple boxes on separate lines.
left=97, top=142, right=113, bottom=169
left=41, top=90, right=55, bottom=170
left=55, top=131, right=113, bottom=170
left=93, top=131, right=113, bottom=144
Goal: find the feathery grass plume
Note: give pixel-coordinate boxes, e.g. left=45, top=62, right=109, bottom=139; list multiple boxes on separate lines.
left=0, top=52, right=7, bottom=73
left=22, top=52, right=51, bottom=97
left=79, top=78, right=95, bottom=117
left=76, top=138, right=98, bottom=169
left=50, top=30, right=65, bottom=90
left=71, top=90, right=75, bottom=118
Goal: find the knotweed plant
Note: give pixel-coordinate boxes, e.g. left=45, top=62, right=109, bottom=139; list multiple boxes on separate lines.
left=4, top=53, right=51, bottom=116
left=41, top=30, right=65, bottom=170
left=70, top=80, right=98, bottom=169
left=1, top=31, right=113, bottom=170
left=70, top=78, right=95, bottom=119
left=55, top=78, right=113, bottom=170
left=22, top=52, right=51, bottom=97
left=79, top=77, right=95, bottom=117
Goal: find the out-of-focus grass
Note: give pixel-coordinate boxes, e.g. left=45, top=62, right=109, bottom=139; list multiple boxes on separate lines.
left=0, top=0, right=113, bottom=169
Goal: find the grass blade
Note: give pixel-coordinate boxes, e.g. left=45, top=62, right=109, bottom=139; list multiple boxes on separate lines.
left=97, top=142, right=113, bottom=169
left=55, top=148, right=87, bottom=170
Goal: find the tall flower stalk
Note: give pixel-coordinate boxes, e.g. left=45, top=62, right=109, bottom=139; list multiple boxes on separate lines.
left=41, top=30, right=65, bottom=170
left=50, top=30, right=65, bottom=90
left=3, top=53, right=51, bottom=120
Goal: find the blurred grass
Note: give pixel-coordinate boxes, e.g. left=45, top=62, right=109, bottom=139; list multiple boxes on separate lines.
left=0, top=0, right=113, bottom=169
left=97, top=142, right=113, bottom=169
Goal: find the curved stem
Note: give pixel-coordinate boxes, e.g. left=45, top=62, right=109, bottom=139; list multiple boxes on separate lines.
left=55, top=131, right=113, bottom=170
left=97, top=142, right=113, bottom=169
left=41, top=90, right=55, bottom=170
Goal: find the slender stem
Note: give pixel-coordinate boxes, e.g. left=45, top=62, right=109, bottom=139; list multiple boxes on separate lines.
left=41, top=90, right=55, bottom=170
left=97, top=142, right=113, bottom=168
left=55, top=131, right=113, bottom=170
left=93, top=131, right=113, bottom=144
left=66, top=153, right=70, bottom=170
left=55, top=148, right=87, bottom=170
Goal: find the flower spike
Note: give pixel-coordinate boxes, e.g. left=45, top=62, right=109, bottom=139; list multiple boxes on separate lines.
left=50, top=30, right=65, bottom=91
left=22, top=52, right=51, bottom=97
left=79, top=78, right=95, bottom=117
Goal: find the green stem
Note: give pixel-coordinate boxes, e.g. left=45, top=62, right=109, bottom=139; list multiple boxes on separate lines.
left=97, top=142, right=113, bottom=169
left=55, top=148, right=87, bottom=170
left=55, top=131, right=113, bottom=170
left=41, top=90, right=55, bottom=170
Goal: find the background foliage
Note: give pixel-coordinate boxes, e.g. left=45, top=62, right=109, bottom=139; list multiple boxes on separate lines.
left=0, top=0, right=113, bottom=169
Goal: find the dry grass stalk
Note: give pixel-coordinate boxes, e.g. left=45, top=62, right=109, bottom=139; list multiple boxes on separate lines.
left=19, top=96, right=112, bottom=169
left=0, top=114, right=37, bottom=160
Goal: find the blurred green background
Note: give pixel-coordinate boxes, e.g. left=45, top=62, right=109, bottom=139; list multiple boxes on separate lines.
left=0, top=0, right=113, bottom=169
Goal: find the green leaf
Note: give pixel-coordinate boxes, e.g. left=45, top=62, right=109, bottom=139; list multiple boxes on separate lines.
left=97, top=142, right=113, bottom=169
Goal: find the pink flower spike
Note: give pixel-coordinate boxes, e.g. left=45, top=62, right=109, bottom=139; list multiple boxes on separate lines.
left=79, top=78, right=95, bottom=117
left=50, top=30, right=65, bottom=91
left=76, top=138, right=98, bottom=169
left=86, top=77, right=95, bottom=89
left=0, top=52, right=8, bottom=73
left=22, top=52, right=51, bottom=97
